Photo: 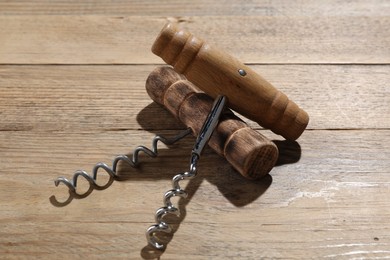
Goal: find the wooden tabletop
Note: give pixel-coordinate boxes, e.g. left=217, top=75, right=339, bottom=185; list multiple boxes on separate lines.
left=1, top=1, right=389, bottom=259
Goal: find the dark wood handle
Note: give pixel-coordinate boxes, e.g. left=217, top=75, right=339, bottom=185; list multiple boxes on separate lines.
left=152, top=23, right=309, bottom=140
left=146, top=66, right=278, bottom=180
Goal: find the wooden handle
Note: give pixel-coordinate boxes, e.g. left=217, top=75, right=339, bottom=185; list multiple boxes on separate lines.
left=152, top=23, right=309, bottom=140
left=146, top=66, right=278, bottom=180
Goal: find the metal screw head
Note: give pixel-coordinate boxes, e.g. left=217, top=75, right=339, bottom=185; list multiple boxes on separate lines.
left=238, top=69, right=247, bottom=76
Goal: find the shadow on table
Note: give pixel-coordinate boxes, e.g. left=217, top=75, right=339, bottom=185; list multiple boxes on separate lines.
left=49, top=102, right=301, bottom=259
left=137, top=102, right=301, bottom=259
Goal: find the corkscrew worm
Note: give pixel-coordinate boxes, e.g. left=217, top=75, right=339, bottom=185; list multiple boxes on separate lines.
left=51, top=94, right=225, bottom=248
left=146, top=95, right=227, bottom=249
left=51, top=128, right=192, bottom=205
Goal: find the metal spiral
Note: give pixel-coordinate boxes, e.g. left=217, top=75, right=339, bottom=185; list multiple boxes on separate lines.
left=146, top=154, right=199, bottom=249
left=146, top=95, right=227, bottom=250
left=52, top=128, right=192, bottom=202
left=52, top=94, right=226, bottom=248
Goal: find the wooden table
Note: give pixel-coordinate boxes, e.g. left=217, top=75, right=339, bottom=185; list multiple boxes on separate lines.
left=1, top=1, right=389, bottom=259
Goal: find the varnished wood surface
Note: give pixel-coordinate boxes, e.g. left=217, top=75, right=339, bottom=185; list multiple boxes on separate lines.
left=0, top=1, right=389, bottom=259
left=151, top=23, right=310, bottom=140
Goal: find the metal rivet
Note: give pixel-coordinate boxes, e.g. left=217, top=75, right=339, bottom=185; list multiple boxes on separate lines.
left=238, top=69, right=247, bottom=76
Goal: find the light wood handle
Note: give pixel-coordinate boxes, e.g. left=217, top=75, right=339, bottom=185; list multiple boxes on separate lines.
left=146, top=66, right=278, bottom=180
left=152, top=23, right=309, bottom=140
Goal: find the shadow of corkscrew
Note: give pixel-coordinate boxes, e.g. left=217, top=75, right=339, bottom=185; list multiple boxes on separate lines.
left=49, top=102, right=302, bottom=258
left=137, top=103, right=302, bottom=258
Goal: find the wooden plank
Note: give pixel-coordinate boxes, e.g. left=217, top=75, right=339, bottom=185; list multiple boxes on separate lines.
left=1, top=65, right=389, bottom=132
left=0, top=1, right=389, bottom=258
left=0, top=129, right=389, bottom=258
left=0, top=15, right=388, bottom=64
left=0, top=0, right=388, bottom=17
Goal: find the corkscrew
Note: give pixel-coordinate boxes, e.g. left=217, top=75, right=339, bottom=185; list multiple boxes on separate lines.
left=50, top=128, right=192, bottom=205
left=146, top=95, right=226, bottom=249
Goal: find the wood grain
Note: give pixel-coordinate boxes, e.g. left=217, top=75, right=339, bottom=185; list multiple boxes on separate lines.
left=0, top=15, right=388, bottom=64
left=0, top=1, right=389, bottom=259
left=0, top=130, right=389, bottom=258
left=0, top=0, right=388, bottom=17
left=1, top=65, right=388, bottom=132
